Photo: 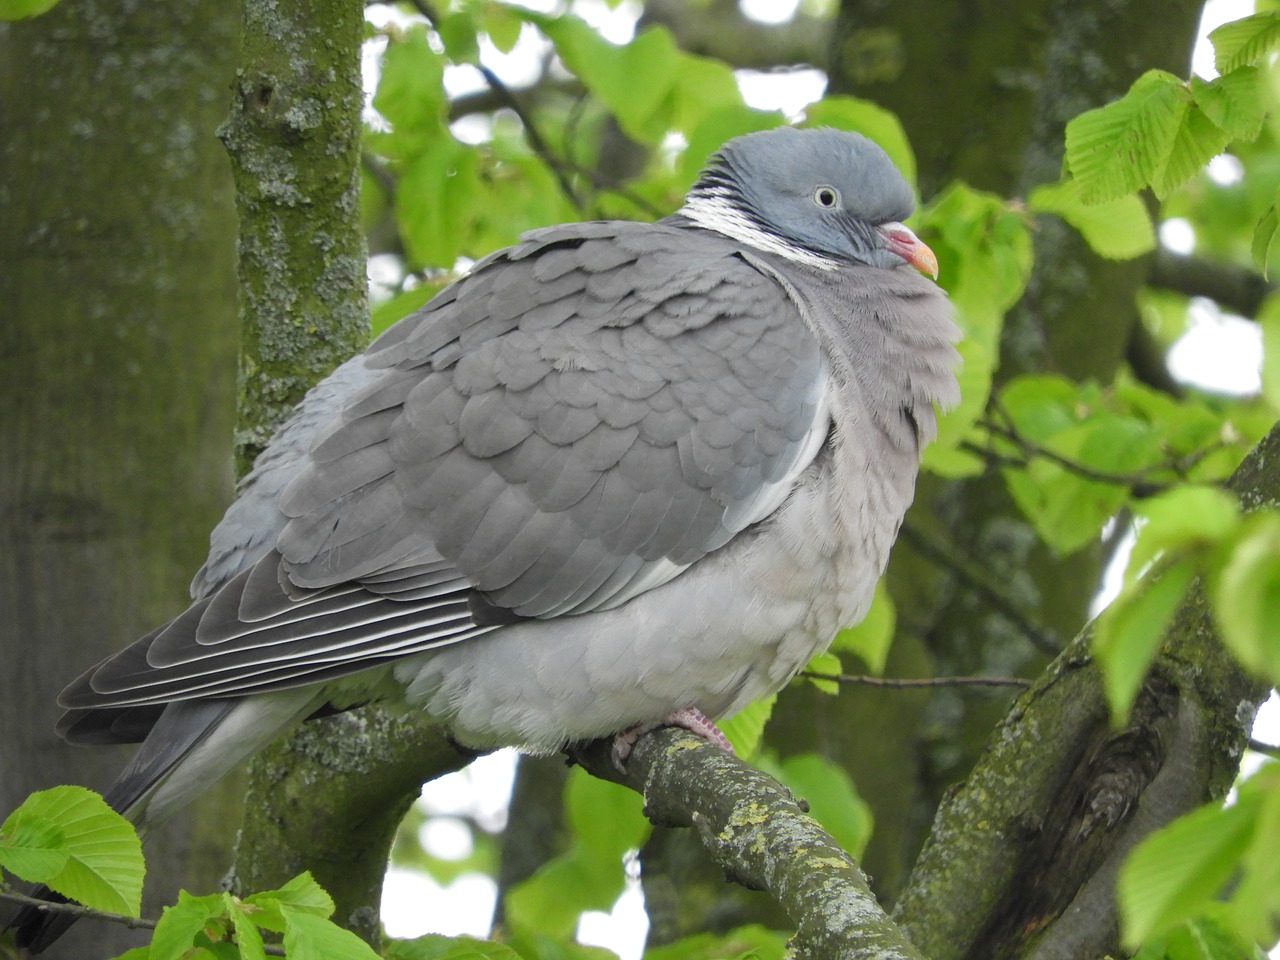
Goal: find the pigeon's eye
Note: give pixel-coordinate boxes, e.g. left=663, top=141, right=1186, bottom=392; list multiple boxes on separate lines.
left=812, top=186, right=840, bottom=208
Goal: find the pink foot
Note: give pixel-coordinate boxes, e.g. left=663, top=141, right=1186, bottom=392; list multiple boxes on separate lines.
left=611, top=706, right=735, bottom=770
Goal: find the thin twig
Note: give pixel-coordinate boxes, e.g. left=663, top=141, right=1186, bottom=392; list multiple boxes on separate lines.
left=0, top=890, right=287, bottom=956
left=403, top=0, right=583, bottom=210
left=1247, top=737, right=1280, bottom=760
left=390, top=1, right=668, bottom=218
left=900, top=520, right=1061, bottom=656
left=474, top=62, right=583, bottom=208
left=803, top=671, right=1032, bottom=690
left=977, top=420, right=1170, bottom=497
left=978, top=400, right=1230, bottom=497
left=0, top=890, right=158, bottom=934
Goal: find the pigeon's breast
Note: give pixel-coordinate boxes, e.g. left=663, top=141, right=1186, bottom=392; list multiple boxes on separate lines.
left=392, top=442, right=885, bottom=753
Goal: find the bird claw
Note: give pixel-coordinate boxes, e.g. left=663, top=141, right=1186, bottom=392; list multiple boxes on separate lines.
left=611, top=706, right=735, bottom=772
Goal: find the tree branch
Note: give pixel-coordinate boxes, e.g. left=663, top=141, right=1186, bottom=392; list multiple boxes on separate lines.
left=0, top=891, right=287, bottom=957
left=405, top=0, right=584, bottom=211
left=572, top=729, right=926, bottom=960
left=230, top=708, right=472, bottom=946
left=641, top=0, right=830, bottom=71
left=1148, top=249, right=1274, bottom=319
left=966, top=406, right=1227, bottom=498
left=1248, top=737, right=1280, bottom=760
left=803, top=671, right=1031, bottom=690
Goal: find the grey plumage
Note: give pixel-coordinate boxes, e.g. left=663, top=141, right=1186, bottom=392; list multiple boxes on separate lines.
left=12, top=126, right=959, bottom=952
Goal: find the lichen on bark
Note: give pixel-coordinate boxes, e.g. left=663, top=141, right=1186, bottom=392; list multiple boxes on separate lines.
left=218, top=0, right=370, bottom=474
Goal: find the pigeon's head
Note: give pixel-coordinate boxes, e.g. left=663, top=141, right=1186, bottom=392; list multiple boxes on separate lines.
left=680, top=127, right=938, bottom=278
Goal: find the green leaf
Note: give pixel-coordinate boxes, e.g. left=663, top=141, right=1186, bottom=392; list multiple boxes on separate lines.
left=565, top=767, right=647, bottom=864
left=1003, top=417, right=1162, bottom=554
left=0, top=811, right=66, bottom=880
left=0, top=0, right=60, bottom=18
left=1066, top=70, right=1186, bottom=203
left=1131, top=913, right=1258, bottom=960
left=1258, top=294, right=1280, bottom=410
left=1224, top=765, right=1280, bottom=944
left=147, top=891, right=229, bottom=960
left=771, top=754, right=873, bottom=858
left=1119, top=795, right=1258, bottom=946
left=1094, top=556, right=1196, bottom=719
left=1127, top=485, right=1239, bottom=576
left=435, top=11, right=480, bottom=64
left=244, top=871, right=334, bottom=918
left=1170, top=916, right=1257, bottom=960
left=1211, top=510, right=1280, bottom=683
left=281, top=909, right=382, bottom=960
left=1028, top=178, right=1156, bottom=260
left=531, top=16, right=679, bottom=145
left=505, top=768, right=647, bottom=937
left=243, top=871, right=336, bottom=933
left=999, top=374, right=1081, bottom=437
left=642, top=926, right=787, bottom=960
left=1065, top=69, right=1232, bottom=202
left=1151, top=102, right=1229, bottom=200
left=1252, top=199, right=1280, bottom=276
left=1191, top=69, right=1265, bottom=142
left=1210, top=12, right=1280, bottom=74
left=0, top=786, right=143, bottom=916
left=481, top=4, right=524, bottom=54
left=387, top=934, right=527, bottom=960
left=919, top=185, right=1032, bottom=476
left=396, top=139, right=482, bottom=267
left=230, top=909, right=267, bottom=960
left=830, top=580, right=896, bottom=673
left=372, top=27, right=448, bottom=160
left=804, top=651, right=842, bottom=694
left=666, top=54, right=752, bottom=139
left=720, top=694, right=777, bottom=757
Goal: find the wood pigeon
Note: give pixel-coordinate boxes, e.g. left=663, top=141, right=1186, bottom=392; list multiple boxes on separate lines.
left=11, top=126, right=959, bottom=951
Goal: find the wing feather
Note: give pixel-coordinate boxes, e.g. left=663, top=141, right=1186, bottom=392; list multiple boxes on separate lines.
left=60, top=219, right=831, bottom=720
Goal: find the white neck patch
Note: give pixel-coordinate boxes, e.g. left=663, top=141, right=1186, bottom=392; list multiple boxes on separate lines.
left=678, top=190, right=839, bottom=271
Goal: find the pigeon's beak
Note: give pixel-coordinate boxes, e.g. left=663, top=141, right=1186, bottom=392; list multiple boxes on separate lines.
left=877, top=222, right=939, bottom=280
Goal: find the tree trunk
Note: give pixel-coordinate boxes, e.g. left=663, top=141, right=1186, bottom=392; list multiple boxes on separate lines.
left=0, top=0, right=242, bottom=955
left=213, top=0, right=451, bottom=947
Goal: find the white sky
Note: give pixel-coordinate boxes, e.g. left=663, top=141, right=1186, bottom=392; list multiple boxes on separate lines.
left=378, top=1, right=1276, bottom=955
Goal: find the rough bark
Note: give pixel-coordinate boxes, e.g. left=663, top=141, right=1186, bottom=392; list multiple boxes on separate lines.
left=217, top=0, right=370, bottom=473
left=0, top=1, right=242, bottom=956
left=229, top=710, right=472, bottom=946
left=573, top=731, right=926, bottom=960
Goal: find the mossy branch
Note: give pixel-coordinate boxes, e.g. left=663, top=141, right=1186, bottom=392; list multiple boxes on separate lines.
left=573, top=730, right=927, bottom=960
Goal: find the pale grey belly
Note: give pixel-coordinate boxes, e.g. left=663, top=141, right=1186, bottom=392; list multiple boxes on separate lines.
left=394, top=468, right=887, bottom=753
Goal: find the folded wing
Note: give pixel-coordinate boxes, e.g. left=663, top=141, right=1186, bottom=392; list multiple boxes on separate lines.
left=60, top=220, right=831, bottom=734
